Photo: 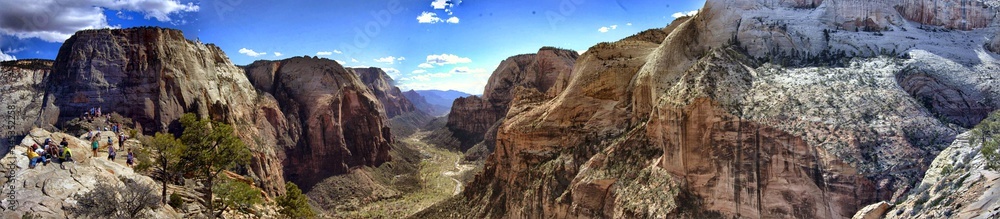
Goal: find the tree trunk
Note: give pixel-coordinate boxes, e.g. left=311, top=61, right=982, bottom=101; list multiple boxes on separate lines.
left=162, top=180, right=168, bottom=204
left=206, top=174, right=215, bottom=219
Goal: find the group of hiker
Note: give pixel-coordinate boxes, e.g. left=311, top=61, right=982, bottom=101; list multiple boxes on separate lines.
left=26, top=138, right=73, bottom=169
left=86, top=130, right=134, bottom=168
left=82, top=107, right=104, bottom=122
left=26, top=108, right=137, bottom=169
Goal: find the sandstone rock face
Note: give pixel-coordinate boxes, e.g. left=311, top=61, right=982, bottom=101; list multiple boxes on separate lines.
left=37, top=27, right=288, bottom=195
left=454, top=1, right=1000, bottom=218
left=853, top=201, right=891, bottom=219
left=444, top=48, right=578, bottom=151
left=0, top=60, right=55, bottom=151
left=9, top=27, right=396, bottom=197
left=0, top=128, right=180, bottom=218
left=349, top=67, right=416, bottom=118
left=46, top=28, right=259, bottom=133
left=892, top=0, right=998, bottom=30
left=244, top=57, right=392, bottom=190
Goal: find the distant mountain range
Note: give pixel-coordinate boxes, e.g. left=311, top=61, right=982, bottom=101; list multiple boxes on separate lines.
left=403, top=90, right=472, bottom=117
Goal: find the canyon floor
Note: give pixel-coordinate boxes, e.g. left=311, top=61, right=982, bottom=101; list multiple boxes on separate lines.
left=329, top=129, right=478, bottom=218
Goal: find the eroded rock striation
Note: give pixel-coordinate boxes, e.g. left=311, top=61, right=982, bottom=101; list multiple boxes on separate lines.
left=443, top=47, right=578, bottom=152
left=0, top=60, right=54, bottom=151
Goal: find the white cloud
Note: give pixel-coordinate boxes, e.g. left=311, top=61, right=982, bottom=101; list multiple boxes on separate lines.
left=599, top=24, right=619, bottom=33
left=417, top=12, right=443, bottom=24
left=351, top=58, right=359, bottom=63
left=671, top=10, right=698, bottom=18
left=446, top=17, right=460, bottom=24
left=418, top=63, right=435, bottom=68
left=274, top=52, right=283, bottom=57
left=333, top=50, right=343, bottom=54
left=316, top=51, right=333, bottom=56
left=431, top=0, right=451, bottom=9
left=335, top=60, right=345, bottom=64
left=425, top=54, right=471, bottom=66
left=239, top=48, right=267, bottom=57
left=0, top=0, right=200, bottom=42
left=412, top=69, right=427, bottom=74
left=626, top=23, right=632, bottom=26
left=374, top=56, right=394, bottom=63
left=449, top=67, right=487, bottom=74
left=374, top=56, right=404, bottom=64
left=0, top=50, right=16, bottom=61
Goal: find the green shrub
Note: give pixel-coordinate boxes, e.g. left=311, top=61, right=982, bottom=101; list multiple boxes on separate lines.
left=277, top=182, right=316, bottom=218
left=169, top=192, right=183, bottom=209
left=974, top=111, right=1000, bottom=170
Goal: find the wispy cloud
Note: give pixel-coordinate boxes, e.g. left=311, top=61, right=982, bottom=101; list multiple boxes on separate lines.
left=274, top=52, right=283, bottom=57
left=0, top=50, right=16, bottom=61
left=239, top=48, right=267, bottom=57
left=317, top=51, right=333, bottom=56
left=425, top=54, right=472, bottom=66
left=598, top=24, right=619, bottom=33
left=417, top=12, right=443, bottom=23
left=374, top=56, right=404, bottom=64
left=671, top=10, right=698, bottom=18
left=419, top=0, right=461, bottom=24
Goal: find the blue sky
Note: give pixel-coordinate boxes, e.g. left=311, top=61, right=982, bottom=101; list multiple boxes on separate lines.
left=0, top=0, right=705, bottom=94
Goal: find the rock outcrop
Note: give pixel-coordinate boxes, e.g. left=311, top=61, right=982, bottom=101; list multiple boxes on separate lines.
left=0, top=60, right=54, bottom=151
left=880, top=111, right=1000, bottom=219
left=0, top=128, right=180, bottom=218
left=853, top=202, right=891, bottom=219
left=349, top=67, right=417, bottom=118
left=433, top=0, right=1000, bottom=218
left=443, top=47, right=578, bottom=151
left=37, top=27, right=289, bottom=195
left=3, top=27, right=397, bottom=198
left=244, top=57, right=392, bottom=190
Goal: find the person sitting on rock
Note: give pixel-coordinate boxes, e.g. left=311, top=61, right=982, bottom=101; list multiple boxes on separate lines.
left=34, top=145, right=49, bottom=164
left=106, top=136, right=113, bottom=148
left=27, top=144, right=47, bottom=168
left=126, top=149, right=134, bottom=168
left=44, top=142, right=59, bottom=160
left=107, top=145, right=116, bottom=161
left=60, top=145, right=74, bottom=169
